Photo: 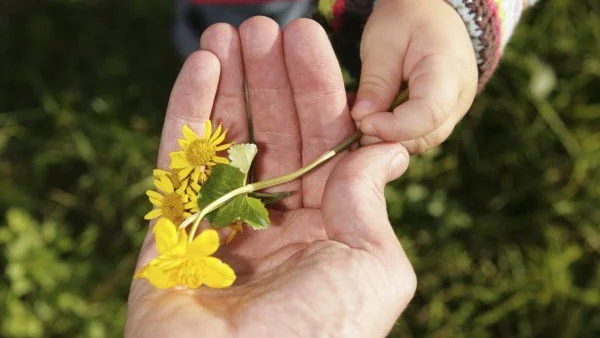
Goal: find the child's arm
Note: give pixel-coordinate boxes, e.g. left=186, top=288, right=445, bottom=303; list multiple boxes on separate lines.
left=317, top=0, right=539, bottom=153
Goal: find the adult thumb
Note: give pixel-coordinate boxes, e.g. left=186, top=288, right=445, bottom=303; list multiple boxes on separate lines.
left=322, top=143, right=409, bottom=252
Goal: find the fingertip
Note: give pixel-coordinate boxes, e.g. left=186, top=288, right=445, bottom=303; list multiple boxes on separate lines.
left=284, top=18, right=327, bottom=41
left=200, top=23, right=237, bottom=50
left=183, top=50, right=221, bottom=80
left=239, top=16, right=281, bottom=54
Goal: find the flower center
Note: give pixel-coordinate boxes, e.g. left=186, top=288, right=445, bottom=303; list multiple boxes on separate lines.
left=162, top=193, right=185, bottom=225
left=169, top=258, right=205, bottom=288
left=185, top=139, right=216, bottom=167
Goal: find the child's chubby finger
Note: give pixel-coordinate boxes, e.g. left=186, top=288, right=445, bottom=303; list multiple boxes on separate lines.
left=359, top=53, right=475, bottom=146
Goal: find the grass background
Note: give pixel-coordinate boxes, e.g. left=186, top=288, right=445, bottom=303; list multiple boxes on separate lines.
left=0, top=0, right=598, bottom=336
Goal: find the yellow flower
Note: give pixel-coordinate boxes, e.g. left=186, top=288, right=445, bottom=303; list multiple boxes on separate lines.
left=144, top=174, right=192, bottom=226
left=170, top=121, right=232, bottom=183
left=135, top=218, right=236, bottom=289
left=153, top=169, right=198, bottom=211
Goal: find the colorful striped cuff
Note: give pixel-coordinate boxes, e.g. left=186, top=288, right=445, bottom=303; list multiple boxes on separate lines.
left=444, top=0, right=538, bottom=90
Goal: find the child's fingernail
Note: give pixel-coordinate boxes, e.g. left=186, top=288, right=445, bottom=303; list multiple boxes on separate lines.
left=361, top=122, right=376, bottom=135
left=352, top=100, right=372, bottom=118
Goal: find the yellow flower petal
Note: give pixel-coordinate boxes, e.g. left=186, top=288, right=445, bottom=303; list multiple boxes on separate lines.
left=201, top=257, right=236, bottom=288
left=153, top=169, right=169, bottom=178
left=212, top=156, right=229, bottom=164
left=211, top=129, right=227, bottom=145
left=188, top=229, right=220, bottom=257
left=177, top=166, right=193, bottom=180
left=215, top=143, right=233, bottom=151
left=178, top=139, right=188, bottom=149
left=144, top=208, right=163, bottom=220
left=209, top=124, right=222, bottom=142
left=203, top=120, right=212, bottom=139
left=138, top=264, right=175, bottom=289
left=184, top=201, right=197, bottom=209
left=182, top=124, right=199, bottom=141
left=191, top=167, right=201, bottom=183
left=146, top=190, right=164, bottom=201
left=153, top=218, right=179, bottom=254
left=149, top=197, right=162, bottom=207
left=170, top=152, right=188, bottom=169
left=155, top=176, right=174, bottom=194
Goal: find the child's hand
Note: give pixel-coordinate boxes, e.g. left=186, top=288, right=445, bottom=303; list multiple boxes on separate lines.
left=352, top=0, right=478, bottom=153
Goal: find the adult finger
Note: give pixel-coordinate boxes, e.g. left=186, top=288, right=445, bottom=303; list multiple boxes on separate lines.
left=200, top=23, right=249, bottom=143
left=156, top=51, right=221, bottom=169
left=322, top=143, right=409, bottom=254
left=283, top=18, right=355, bottom=208
left=240, top=16, right=302, bottom=209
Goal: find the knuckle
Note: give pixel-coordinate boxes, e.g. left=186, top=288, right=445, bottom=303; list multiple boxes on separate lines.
left=422, top=98, right=446, bottom=130
left=359, top=73, right=395, bottom=92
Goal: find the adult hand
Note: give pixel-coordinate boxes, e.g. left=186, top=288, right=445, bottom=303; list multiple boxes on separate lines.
left=126, top=17, right=415, bottom=337
left=352, top=0, right=478, bottom=153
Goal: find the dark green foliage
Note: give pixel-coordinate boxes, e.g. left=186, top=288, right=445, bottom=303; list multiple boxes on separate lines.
left=0, top=0, right=598, bottom=337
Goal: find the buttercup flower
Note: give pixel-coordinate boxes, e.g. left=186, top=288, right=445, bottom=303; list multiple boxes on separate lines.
left=170, top=122, right=232, bottom=183
left=144, top=174, right=192, bottom=226
left=135, top=218, right=236, bottom=289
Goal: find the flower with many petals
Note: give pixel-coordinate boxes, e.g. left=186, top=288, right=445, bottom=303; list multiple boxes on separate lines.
left=135, top=218, right=236, bottom=289
left=169, top=122, right=231, bottom=183
left=144, top=174, right=192, bottom=226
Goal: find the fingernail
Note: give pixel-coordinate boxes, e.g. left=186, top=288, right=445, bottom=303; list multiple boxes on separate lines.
left=361, top=122, right=376, bottom=135
left=390, top=151, right=409, bottom=177
left=352, top=100, right=372, bottom=118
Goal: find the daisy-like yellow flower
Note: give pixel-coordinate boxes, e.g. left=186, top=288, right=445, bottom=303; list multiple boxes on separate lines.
left=145, top=174, right=192, bottom=226
left=135, top=218, right=236, bottom=289
left=153, top=169, right=198, bottom=212
left=170, top=122, right=232, bottom=183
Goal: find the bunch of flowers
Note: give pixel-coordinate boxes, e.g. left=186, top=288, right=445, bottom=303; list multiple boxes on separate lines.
left=136, top=120, right=361, bottom=290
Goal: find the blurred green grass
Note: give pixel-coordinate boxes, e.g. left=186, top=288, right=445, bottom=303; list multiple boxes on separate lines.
left=0, top=0, right=598, bottom=337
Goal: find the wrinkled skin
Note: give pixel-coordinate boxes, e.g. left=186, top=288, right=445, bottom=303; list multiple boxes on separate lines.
left=125, top=17, right=416, bottom=338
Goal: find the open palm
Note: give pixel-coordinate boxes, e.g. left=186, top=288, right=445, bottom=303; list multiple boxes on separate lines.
left=126, top=17, right=415, bottom=337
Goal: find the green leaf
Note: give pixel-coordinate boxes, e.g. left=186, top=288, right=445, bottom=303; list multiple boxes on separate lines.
left=228, top=143, right=257, bottom=175
left=198, top=164, right=270, bottom=229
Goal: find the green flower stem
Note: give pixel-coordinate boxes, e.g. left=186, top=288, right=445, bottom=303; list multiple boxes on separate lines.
left=186, top=88, right=409, bottom=241
left=186, top=130, right=362, bottom=241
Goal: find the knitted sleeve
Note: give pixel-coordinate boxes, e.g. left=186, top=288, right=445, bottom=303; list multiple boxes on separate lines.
left=315, top=0, right=539, bottom=91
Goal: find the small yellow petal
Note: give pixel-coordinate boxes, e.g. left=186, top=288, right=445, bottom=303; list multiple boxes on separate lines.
left=177, top=167, right=193, bottom=180
left=170, top=152, right=188, bottom=169
left=149, top=197, right=162, bottom=207
left=215, top=143, right=233, bottom=151
left=144, top=208, right=163, bottom=220
left=146, top=190, right=164, bottom=200
left=201, top=257, right=236, bottom=288
left=155, top=176, right=174, bottom=194
left=153, top=169, right=169, bottom=178
left=182, top=124, right=199, bottom=141
left=188, top=229, right=220, bottom=257
left=189, top=180, right=201, bottom=192
left=178, top=138, right=188, bottom=149
left=139, top=264, right=175, bottom=289
left=203, top=120, right=212, bottom=139
left=184, top=201, right=197, bottom=209
left=212, top=156, right=229, bottom=164
left=209, top=124, right=222, bottom=142
left=153, top=218, right=179, bottom=254
left=211, top=129, right=227, bottom=145
left=191, top=167, right=201, bottom=183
